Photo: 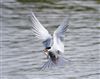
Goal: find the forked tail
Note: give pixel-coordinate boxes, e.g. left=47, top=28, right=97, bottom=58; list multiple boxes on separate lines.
left=40, top=56, right=68, bottom=70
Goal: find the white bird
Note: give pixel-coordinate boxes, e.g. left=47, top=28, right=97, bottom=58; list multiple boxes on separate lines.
left=30, top=12, right=69, bottom=70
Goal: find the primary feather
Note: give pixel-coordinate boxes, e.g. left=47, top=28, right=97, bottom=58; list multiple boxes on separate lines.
left=52, top=17, right=69, bottom=53
left=31, top=12, right=52, bottom=48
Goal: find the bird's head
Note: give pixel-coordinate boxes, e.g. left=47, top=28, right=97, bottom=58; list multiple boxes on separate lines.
left=48, top=49, right=61, bottom=63
left=43, top=47, right=61, bottom=61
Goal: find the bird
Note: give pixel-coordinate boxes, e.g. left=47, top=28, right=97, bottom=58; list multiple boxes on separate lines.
left=30, top=12, right=70, bottom=70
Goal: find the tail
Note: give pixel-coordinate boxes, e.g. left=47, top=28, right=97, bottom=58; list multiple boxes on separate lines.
left=40, top=56, right=68, bottom=70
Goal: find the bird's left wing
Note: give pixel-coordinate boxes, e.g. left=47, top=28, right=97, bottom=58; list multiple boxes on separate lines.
left=31, top=12, right=52, bottom=48
left=52, top=17, right=69, bottom=53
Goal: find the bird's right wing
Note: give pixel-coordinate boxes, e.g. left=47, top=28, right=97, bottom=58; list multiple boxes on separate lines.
left=52, top=17, right=70, bottom=53
left=31, top=12, right=52, bottom=48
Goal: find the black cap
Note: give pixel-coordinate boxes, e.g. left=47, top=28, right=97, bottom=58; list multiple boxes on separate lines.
left=46, top=47, right=51, bottom=49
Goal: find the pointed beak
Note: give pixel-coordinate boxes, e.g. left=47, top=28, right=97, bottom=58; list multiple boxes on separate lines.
left=43, top=48, right=49, bottom=56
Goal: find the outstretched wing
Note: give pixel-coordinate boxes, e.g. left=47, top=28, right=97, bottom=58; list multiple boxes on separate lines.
left=31, top=12, right=52, bottom=48
left=52, top=17, right=69, bottom=53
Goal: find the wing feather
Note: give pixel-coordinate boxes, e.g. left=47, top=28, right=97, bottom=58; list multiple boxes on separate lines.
left=31, top=12, right=52, bottom=48
left=52, top=17, right=70, bottom=53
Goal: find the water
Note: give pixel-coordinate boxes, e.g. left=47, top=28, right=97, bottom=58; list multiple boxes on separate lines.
left=1, top=0, right=100, bottom=79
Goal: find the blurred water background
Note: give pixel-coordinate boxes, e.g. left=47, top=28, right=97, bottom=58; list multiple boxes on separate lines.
left=1, top=0, right=100, bottom=79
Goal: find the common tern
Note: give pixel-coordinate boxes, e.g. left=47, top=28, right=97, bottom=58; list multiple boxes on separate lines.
left=30, top=12, right=69, bottom=70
